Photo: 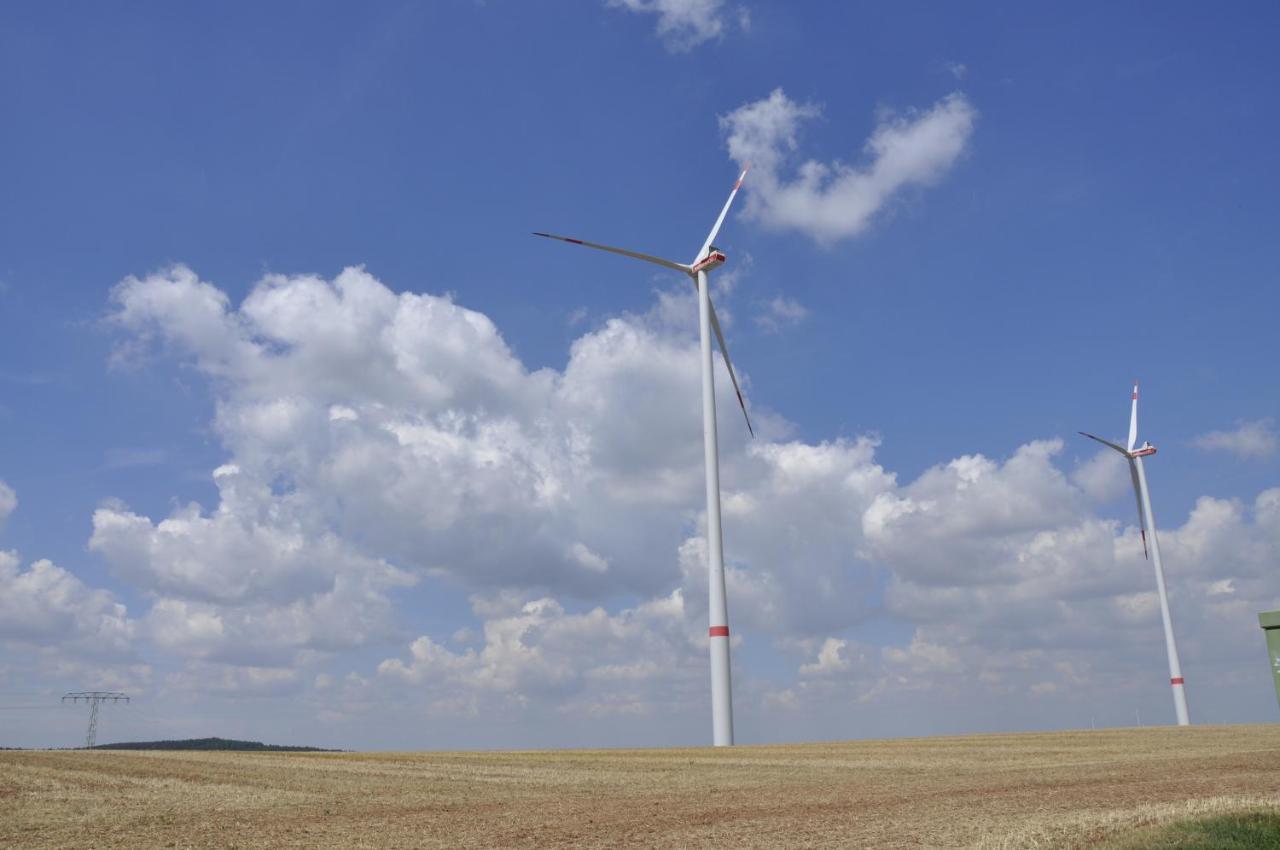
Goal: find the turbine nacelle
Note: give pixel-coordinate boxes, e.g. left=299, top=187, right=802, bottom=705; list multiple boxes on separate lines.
left=1077, top=431, right=1157, bottom=459
left=1077, top=383, right=1158, bottom=560
left=532, top=166, right=755, bottom=438
left=691, top=248, right=727, bottom=274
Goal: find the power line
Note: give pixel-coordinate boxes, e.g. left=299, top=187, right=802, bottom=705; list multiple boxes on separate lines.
left=61, top=692, right=129, bottom=748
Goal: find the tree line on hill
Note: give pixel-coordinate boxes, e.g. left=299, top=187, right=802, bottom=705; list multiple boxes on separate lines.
left=90, top=736, right=339, bottom=752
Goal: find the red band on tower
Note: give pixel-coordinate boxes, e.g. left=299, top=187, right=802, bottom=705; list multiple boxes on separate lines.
left=1171, top=677, right=1185, bottom=685
left=709, top=626, right=729, bottom=638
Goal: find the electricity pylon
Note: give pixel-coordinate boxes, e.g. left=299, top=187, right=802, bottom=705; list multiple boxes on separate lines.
left=62, top=692, right=129, bottom=748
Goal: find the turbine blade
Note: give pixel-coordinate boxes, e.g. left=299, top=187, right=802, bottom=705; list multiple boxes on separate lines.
left=1078, top=431, right=1130, bottom=456
left=695, top=164, right=751, bottom=263
left=532, top=233, right=690, bottom=275
left=1128, top=459, right=1148, bottom=559
left=1128, top=381, right=1139, bottom=452
left=708, top=298, right=754, bottom=437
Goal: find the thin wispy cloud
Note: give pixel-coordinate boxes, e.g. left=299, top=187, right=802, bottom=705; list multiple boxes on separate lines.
left=0, top=480, right=16, bottom=528
left=607, top=0, right=743, bottom=52
left=102, top=447, right=169, bottom=471
left=1192, top=419, right=1277, bottom=459
left=720, top=89, right=977, bottom=243
left=754, top=295, right=809, bottom=333
left=0, top=369, right=59, bottom=386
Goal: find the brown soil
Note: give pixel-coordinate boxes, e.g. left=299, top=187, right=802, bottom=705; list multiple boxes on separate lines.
left=3, top=724, right=1277, bottom=849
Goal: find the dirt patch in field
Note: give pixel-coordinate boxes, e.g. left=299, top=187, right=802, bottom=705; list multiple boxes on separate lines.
left=3, top=725, right=1278, bottom=848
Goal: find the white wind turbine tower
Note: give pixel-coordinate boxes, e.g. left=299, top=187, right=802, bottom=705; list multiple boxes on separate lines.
left=534, top=166, right=754, bottom=746
left=1080, top=382, right=1190, bottom=726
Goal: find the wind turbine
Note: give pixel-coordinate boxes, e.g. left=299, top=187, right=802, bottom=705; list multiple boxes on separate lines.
left=1079, top=382, right=1190, bottom=726
left=534, top=165, right=754, bottom=746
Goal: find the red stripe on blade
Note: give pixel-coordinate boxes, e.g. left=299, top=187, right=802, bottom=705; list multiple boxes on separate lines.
left=709, top=626, right=729, bottom=638
left=1171, top=677, right=1185, bottom=685
left=566, top=238, right=583, bottom=244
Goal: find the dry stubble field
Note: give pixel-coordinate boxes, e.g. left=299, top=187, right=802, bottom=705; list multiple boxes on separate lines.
left=2, top=724, right=1278, bottom=849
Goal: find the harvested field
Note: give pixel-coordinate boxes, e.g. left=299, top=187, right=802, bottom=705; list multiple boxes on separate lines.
left=2, top=724, right=1278, bottom=849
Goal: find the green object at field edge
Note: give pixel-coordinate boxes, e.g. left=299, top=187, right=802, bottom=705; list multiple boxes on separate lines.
left=1103, top=811, right=1280, bottom=849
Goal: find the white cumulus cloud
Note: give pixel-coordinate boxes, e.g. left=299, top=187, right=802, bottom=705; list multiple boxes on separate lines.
left=379, top=592, right=702, bottom=718
left=0, top=550, right=134, bottom=655
left=721, top=89, right=976, bottom=243
left=1071, top=448, right=1131, bottom=503
left=105, top=265, right=887, bottom=644
left=84, top=263, right=1280, bottom=739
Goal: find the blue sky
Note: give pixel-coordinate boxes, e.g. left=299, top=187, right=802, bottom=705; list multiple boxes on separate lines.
left=1, top=2, right=1278, bottom=749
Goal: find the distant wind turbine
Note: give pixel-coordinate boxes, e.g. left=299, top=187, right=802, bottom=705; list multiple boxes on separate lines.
left=1080, top=382, right=1190, bottom=726
left=534, top=166, right=754, bottom=746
